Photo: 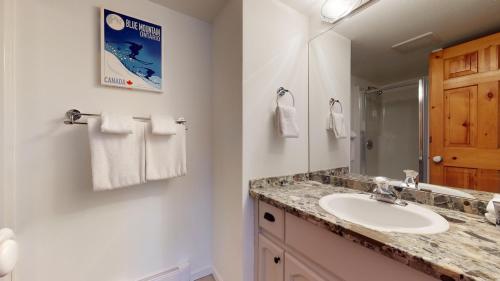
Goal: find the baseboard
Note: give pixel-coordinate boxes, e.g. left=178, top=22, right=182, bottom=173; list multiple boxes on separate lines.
left=211, top=267, right=223, bottom=281
left=190, top=266, right=213, bottom=281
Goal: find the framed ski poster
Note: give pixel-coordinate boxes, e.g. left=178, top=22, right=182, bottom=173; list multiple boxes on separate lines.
left=101, top=8, right=163, bottom=93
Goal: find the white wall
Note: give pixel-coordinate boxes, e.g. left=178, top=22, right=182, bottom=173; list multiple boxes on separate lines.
left=1, top=0, right=17, bottom=253
left=14, top=1, right=213, bottom=280
left=212, top=1, right=244, bottom=281
left=0, top=0, right=5, bottom=230
left=243, top=1, right=309, bottom=281
left=243, top=0, right=309, bottom=179
left=308, top=30, right=351, bottom=172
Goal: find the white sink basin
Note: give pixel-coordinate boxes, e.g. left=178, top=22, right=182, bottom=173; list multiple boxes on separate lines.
left=319, top=193, right=449, bottom=234
left=388, top=181, right=475, bottom=199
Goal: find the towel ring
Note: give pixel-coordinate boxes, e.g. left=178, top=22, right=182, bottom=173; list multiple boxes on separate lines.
left=329, top=98, right=343, bottom=114
left=276, top=87, right=295, bottom=107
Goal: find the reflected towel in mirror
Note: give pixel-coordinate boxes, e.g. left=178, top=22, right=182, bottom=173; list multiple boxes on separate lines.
left=327, top=112, right=347, bottom=138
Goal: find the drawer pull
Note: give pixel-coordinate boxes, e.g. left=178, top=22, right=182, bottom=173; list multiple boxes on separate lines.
left=264, top=212, right=275, bottom=222
left=274, top=256, right=281, bottom=264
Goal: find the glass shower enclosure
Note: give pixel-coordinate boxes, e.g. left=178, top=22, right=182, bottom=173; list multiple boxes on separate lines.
left=358, top=78, right=429, bottom=181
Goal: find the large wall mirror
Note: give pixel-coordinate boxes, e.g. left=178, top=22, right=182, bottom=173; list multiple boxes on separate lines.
left=309, top=0, right=500, bottom=199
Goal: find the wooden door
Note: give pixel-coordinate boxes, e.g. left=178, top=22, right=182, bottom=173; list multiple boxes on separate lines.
left=429, top=32, right=500, bottom=192
left=284, top=253, right=331, bottom=281
left=258, top=234, right=284, bottom=281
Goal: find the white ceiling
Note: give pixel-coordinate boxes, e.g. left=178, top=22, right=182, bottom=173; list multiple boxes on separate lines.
left=283, top=0, right=500, bottom=86
left=156, top=0, right=500, bottom=85
left=279, top=0, right=321, bottom=15
left=332, top=0, right=500, bottom=85
left=151, top=0, right=229, bottom=23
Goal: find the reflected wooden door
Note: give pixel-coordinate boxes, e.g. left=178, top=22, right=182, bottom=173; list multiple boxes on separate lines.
left=429, top=32, right=500, bottom=192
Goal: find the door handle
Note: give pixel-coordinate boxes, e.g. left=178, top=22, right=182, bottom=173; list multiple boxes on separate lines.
left=366, top=139, right=374, bottom=150
left=0, top=228, right=18, bottom=277
left=432, top=156, right=443, bottom=163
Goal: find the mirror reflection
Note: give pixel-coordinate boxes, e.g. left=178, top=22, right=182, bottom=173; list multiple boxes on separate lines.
left=309, top=0, right=500, bottom=196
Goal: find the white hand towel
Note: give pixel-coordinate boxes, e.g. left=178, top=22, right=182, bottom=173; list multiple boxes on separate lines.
left=145, top=123, right=187, bottom=181
left=88, top=118, right=146, bottom=191
left=486, top=194, right=500, bottom=224
left=151, top=115, right=177, bottom=135
left=100, top=112, right=134, bottom=134
left=333, top=113, right=347, bottom=138
left=327, top=112, right=347, bottom=139
left=276, top=105, right=299, bottom=138
left=486, top=194, right=500, bottom=214
left=327, top=113, right=334, bottom=130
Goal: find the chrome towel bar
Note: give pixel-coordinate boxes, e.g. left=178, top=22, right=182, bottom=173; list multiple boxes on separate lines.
left=63, top=109, right=187, bottom=126
left=329, top=98, right=343, bottom=113
left=276, top=87, right=295, bottom=107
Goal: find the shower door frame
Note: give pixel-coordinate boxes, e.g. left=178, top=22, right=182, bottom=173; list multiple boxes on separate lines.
left=359, top=78, right=429, bottom=181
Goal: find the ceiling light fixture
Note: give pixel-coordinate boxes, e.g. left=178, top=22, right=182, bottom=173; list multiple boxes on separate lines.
left=321, top=0, right=362, bottom=23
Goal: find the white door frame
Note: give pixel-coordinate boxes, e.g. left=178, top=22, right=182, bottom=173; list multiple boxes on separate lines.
left=1, top=0, right=17, bottom=279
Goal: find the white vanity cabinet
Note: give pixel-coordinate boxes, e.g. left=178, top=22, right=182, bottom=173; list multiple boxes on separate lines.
left=284, top=253, right=329, bottom=281
left=256, top=200, right=438, bottom=281
left=258, top=234, right=284, bottom=281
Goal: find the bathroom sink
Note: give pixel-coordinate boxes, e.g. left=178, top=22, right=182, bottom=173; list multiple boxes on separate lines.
left=388, top=181, right=475, bottom=199
left=319, top=193, right=449, bottom=234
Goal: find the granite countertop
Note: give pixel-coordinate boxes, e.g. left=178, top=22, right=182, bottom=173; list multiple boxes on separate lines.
left=250, top=182, right=500, bottom=281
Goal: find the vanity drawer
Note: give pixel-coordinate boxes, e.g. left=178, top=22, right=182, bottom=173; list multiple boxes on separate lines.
left=259, top=201, right=285, bottom=240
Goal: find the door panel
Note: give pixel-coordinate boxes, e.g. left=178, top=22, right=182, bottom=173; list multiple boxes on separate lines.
left=429, top=32, right=500, bottom=192
left=478, top=45, right=499, bottom=72
left=477, top=169, right=500, bottom=192
left=444, top=52, right=478, bottom=79
left=444, top=86, right=477, bottom=146
left=444, top=167, right=476, bottom=189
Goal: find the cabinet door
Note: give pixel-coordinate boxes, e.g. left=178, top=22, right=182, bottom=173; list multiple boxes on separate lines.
left=258, top=234, right=284, bottom=281
left=284, top=253, right=334, bottom=281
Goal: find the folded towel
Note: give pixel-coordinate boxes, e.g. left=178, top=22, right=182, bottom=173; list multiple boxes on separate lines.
left=100, top=112, right=134, bottom=134
left=276, top=105, right=299, bottom=138
left=151, top=115, right=177, bottom=135
left=486, top=194, right=500, bottom=225
left=486, top=194, right=500, bottom=214
left=145, top=123, right=187, bottom=181
left=88, top=118, right=145, bottom=190
left=327, top=112, right=347, bottom=139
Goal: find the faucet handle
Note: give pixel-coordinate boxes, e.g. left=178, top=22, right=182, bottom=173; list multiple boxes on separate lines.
left=404, top=170, right=418, bottom=178
left=373, top=177, right=391, bottom=193
left=373, top=176, right=389, bottom=185
left=372, top=176, right=405, bottom=205
left=403, top=169, right=418, bottom=187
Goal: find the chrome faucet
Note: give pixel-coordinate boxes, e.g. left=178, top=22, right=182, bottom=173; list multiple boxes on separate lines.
left=403, top=169, right=419, bottom=189
left=372, top=177, right=407, bottom=206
